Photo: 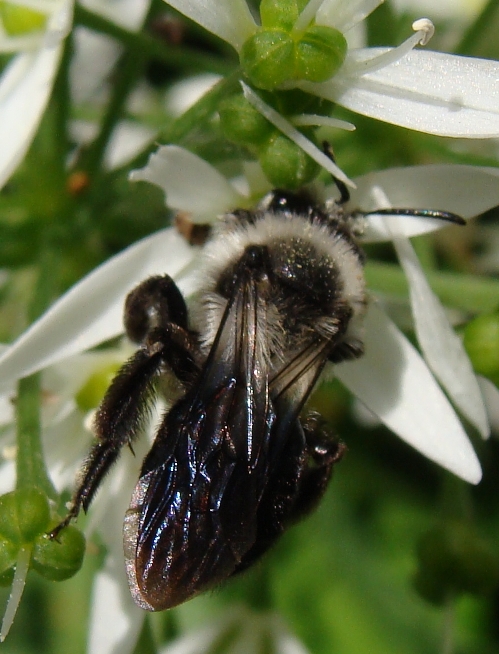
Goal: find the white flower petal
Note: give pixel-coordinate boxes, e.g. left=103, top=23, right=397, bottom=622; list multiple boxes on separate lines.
left=103, top=120, right=156, bottom=170
left=0, top=46, right=62, bottom=190
left=348, top=165, right=499, bottom=242
left=81, top=0, right=150, bottom=30
left=0, top=228, right=196, bottom=392
left=393, top=236, right=489, bottom=437
left=301, top=49, right=499, bottom=137
left=130, top=145, right=244, bottom=222
left=336, top=304, right=482, bottom=484
left=70, top=28, right=122, bottom=104
left=316, top=0, right=383, bottom=32
left=88, top=557, right=145, bottom=654
left=165, top=73, right=222, bottom=117
left=478, top=376, right=499, bottom=437
left=162, top=0, right=257, bottom=51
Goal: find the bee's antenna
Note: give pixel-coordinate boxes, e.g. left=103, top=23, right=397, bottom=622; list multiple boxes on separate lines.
left=365, top=207, right=466, bottom=225
left=322, top=141, right=350, bottom=205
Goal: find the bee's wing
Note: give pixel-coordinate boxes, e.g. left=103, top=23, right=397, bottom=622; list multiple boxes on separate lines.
left=124, top=259, right=277, bottom=611
left=269, top=335, right=333, bottom=440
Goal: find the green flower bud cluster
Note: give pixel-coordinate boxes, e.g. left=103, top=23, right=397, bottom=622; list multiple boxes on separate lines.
left=463, top=312, right=499, bottom=386
left=240, top=0, right=347, bottom=90
left=219, top=90, right=333, bottom=189
left=413, top=520, right=499, bottom=605
left=0, top=488, right=85, bottom=584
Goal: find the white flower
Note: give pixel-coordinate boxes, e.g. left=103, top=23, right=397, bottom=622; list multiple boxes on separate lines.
left=0, top=229, right=196, bottom=652
left=158, top=606, right=311, bottom=654
left=162, top=0, right=499, bottom=138
left=131, top=145, right=499, bottom=483
left=0, top=0, right=73, bottom=190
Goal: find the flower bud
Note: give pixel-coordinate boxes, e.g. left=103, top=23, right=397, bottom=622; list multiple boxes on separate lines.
left=463, top=313, right=499, bottom=386
left=0, top=488, right=50, bottom=545
left=219, top=94, right=275, bottom=147
left=295, top=26, right=347, bottom=82
left=260, top=0, right=307, bottom=31
left=0, top=2, right=46, bottom=36
left=259, top=132, right=320, bottom=189
left=32, top=525, right=85, bottom=581
left=240, top=30, right=295, bottom=90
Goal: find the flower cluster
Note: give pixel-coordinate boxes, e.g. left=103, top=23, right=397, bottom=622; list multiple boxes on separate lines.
left=0, top=0, right=499, bottom=653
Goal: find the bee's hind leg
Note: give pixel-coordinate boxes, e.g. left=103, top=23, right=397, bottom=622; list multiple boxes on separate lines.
left=49, top=275, right=200, bottom=538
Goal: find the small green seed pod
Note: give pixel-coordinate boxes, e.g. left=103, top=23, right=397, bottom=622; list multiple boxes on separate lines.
left=0, top=2, right=46, bottom=36
left=219, top=94, right=275, bottom=147
left=463, top=312, right=499, bottom=386
left=32, top=525, right=86, bottom=581
left=259, top=133, right=320, bottom=189
left=240, top=30, right=295, bottom=90
left=260, top=0, right=307, bottom=31
left=0, top=488, right=50, bottom=545
left=295, top=26, right=347, bottom=82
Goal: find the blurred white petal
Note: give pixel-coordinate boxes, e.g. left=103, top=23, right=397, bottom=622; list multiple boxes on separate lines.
left=336, top=304, right=482, bottom=484
left=130, top=145, right=244, bottom=222
left=393, top=236, right=489, bottom=437
left=103, top=120, right=156, bottom=170
left=0, top=229, right=196, bottom=392
left=81, top=0, right=150, bottom=29
left=477, top=376, right=499, bottom=437
left=301, top=49, right=499, bottom=137
left=87, top=431, right=152, bottom=654
left=162, top=0, right=257, bottom=50
left=88, top=557, right=145, bottom=654
left=70, top=0, right=149, bottom=104
left=70, top=28, right=121, bottom=104
left=349, top=165, right=499, bottom=242
left=316, top=0, right=384, bottom=32
left=165, top=73, right=222, bottom=117
left=0, top=46, right=62, bottom=190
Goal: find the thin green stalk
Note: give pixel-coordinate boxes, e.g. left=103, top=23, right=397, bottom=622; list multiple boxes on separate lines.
left=455, top=0, right=499, bottom=55
left=161, top=69, right=241, bottom=143
left=120, top=68, right=242, bottom=173
left=74, top=4, right=233, bottom=76
left=15, top=245, right=62, bottom=497
left=81, top=47, right=147, bottom=175
left=51, top=32, right=73, bottom=167
left=15, top=375, right=53, bottom=496
left=365, top=261, right=499, bottom=314
left=441, top=593, right=456, bottom=654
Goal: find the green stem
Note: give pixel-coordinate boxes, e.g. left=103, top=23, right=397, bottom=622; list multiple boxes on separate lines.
left=15, top=375, right=53, bottom=497
left=365, top=262, right=499, bottom=314
left=455, top=0, right=499, bottom=55
left=74, top=4, right=233, bottom=76
left=51, top=32, right=73, bottom=167
left=81, top=47, right=147, bottom=175
left=161, top=69, right=241, bottom=143
left=15, top=245, right=61, bottom=497
left=118, top=69, right=242, bottom=174
left=441, top=593, right=456, bottom=654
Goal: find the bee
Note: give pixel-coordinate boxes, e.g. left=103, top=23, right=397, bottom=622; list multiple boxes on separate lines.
left=50, top=173, right=464, bottom=611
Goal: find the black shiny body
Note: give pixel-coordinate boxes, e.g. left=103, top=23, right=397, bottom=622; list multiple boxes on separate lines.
left=51, top=189, right=367, bottom=611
